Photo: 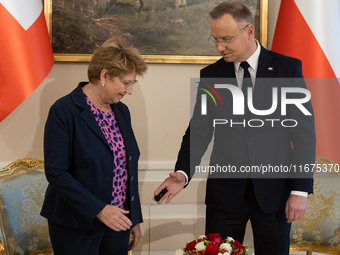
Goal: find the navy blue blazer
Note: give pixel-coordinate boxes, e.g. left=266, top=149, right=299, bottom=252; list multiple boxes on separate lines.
left=41, top=82, right=142, bottom=230
left=175, top=46, right=316, bottom=214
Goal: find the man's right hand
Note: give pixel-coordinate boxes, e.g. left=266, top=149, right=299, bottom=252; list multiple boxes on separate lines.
left=153, top=172, right=186, bottom=204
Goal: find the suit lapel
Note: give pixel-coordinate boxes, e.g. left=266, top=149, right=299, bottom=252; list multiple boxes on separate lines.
left=112, top=104, right=131, bottom=155
left=218, top=61, right=236, bottom=79
left=71, top=83, right=133, bottom=160
left=253, top=46, right=276, bottom=111
left=72, top=83, right=110, bottom=148
left=216, top=61, right=239, bottom=116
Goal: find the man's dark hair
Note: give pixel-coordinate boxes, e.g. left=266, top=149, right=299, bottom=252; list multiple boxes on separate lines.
left=210, top=1, right=254, bottom=25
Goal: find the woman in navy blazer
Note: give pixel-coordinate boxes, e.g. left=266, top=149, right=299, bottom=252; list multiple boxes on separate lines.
left=41, top=36, right=147, bottom=255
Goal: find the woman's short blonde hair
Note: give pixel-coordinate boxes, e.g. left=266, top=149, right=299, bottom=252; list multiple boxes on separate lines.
left=88, top=36, right=147, bottom=83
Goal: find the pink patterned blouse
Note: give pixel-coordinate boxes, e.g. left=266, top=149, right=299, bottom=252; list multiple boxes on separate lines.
left=86, top=97, right=128, bottom=209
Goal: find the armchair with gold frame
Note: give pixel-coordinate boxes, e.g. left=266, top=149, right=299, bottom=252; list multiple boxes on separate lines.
left=0, top=159, right=133, bottom=255
left=290, top=156, right=340, bottom=255
left=0, top=158, right=52, bottom=255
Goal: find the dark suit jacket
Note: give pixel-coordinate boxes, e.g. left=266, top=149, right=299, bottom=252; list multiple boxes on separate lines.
left=41, top=82, right=142, bottom=230
left=175, top=46, right=316, bottom=214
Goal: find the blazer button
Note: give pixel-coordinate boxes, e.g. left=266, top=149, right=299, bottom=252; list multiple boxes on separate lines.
left=130, top=176, right=134, bottom=181
left=129, top=156, right=132, bottom=161
left=131, top=196, right=135, bottom=201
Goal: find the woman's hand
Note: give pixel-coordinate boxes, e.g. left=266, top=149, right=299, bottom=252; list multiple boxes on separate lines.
left=129, top=224, right=141, bottom=250
left=97, top=205, right=132, bottom=231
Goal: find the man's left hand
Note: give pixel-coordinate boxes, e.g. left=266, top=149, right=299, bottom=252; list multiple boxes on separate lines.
left=285, top=194, right=308, bottom=223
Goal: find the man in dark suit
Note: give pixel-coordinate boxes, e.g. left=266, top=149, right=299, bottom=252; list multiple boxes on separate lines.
left=154, top=2, right=316, bottom=255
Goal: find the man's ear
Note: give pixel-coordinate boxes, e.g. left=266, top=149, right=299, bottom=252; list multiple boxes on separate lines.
left=247, top=24, right=255, bottom=39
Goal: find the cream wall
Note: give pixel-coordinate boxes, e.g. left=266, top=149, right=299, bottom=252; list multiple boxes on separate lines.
left=0, top=0, right=281, bottom=165
left=0, top=62, right=201, bottom=164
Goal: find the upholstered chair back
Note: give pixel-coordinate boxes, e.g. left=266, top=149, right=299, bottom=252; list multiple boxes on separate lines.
left=0, top=158, right=52, bottom=255
left=290, top=156, right=340, bottom=255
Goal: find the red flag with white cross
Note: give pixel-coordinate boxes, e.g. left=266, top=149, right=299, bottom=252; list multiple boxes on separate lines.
left=0, top=0, right=54, bottom=122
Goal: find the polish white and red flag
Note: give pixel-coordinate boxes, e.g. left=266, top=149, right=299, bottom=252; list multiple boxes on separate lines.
left=272, top=0, right=340, bottom=164
left=0, top=0, right=54, bottom=122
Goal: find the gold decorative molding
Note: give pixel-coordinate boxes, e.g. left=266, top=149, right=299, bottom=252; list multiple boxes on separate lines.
left=29, top=248, right=53, bottom=255
left=259, top=0, right=268, bottom=49
left=0, top=240, right=4, bottom=255
left=0, top=158, right=44, bottom=179
left=290, top=244, right=340, bottom=255
left=53, top=54, right=221, bottom=64
left=316, top=155, right=337, bottom=166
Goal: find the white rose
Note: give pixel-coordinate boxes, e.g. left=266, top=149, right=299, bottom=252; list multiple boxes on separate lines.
left=195, top=241, right=206, bottom=251
left=174, top=249, right=184, bottom=255
left=222, top=252, right=230, bottom=255
left=226, top=236, right=234, bottom=241
left=198, top=235, right=207, bottom=240
left=220, top=243, right=232, bottom=253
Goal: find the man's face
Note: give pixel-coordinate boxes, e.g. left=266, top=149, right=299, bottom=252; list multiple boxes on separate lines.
left=210, top=14, right=254, bottom=63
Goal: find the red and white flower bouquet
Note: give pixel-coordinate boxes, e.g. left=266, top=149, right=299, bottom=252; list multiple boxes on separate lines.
left=175, top=233, right=248, bottom=255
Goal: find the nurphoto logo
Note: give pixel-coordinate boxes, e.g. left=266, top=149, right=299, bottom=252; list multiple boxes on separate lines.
left=198, top=82, right=312, bottom=128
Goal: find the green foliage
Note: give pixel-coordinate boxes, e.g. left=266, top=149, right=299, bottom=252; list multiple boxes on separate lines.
left=53, top=10, right=84, bottom=31
left=115, top=0, right=220, bottom=55
left=53, top=0, right=259, bottom=55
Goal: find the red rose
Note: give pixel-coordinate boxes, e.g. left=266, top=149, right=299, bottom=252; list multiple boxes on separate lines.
left=232, top=240, right=244, bottom=249
left=185, top=240, right=197, bottom=251
left=206, top=233, right=223, bottom=244
left=205, top=242, right=219, bottom=255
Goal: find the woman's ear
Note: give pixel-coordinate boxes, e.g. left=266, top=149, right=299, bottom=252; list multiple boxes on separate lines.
left=100, top=69, right=109, bottom=83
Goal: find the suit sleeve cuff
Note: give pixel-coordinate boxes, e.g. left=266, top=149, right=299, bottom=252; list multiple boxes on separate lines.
left=176, top=170, right=188, bottom=186
left=291, top=190, right=308, bottom=197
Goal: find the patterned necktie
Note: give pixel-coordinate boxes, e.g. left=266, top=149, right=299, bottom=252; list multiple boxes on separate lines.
left=240, top=61, right=253, bottom=119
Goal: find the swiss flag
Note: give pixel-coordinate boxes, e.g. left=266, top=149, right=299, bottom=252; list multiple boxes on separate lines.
left=272, top=0, right=340, bottom=164
left=0, top=0, right=54, bottom=122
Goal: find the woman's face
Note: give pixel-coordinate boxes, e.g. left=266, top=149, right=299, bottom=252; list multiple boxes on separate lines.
left=100, top=71, right=137, bottom=104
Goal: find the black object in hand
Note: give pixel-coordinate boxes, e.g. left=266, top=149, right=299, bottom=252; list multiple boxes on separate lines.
left=154, top=188, right=168, bottom=202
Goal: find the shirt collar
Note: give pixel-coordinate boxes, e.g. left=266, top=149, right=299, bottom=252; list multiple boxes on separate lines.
left=234, top=40, right=261, bottom=72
